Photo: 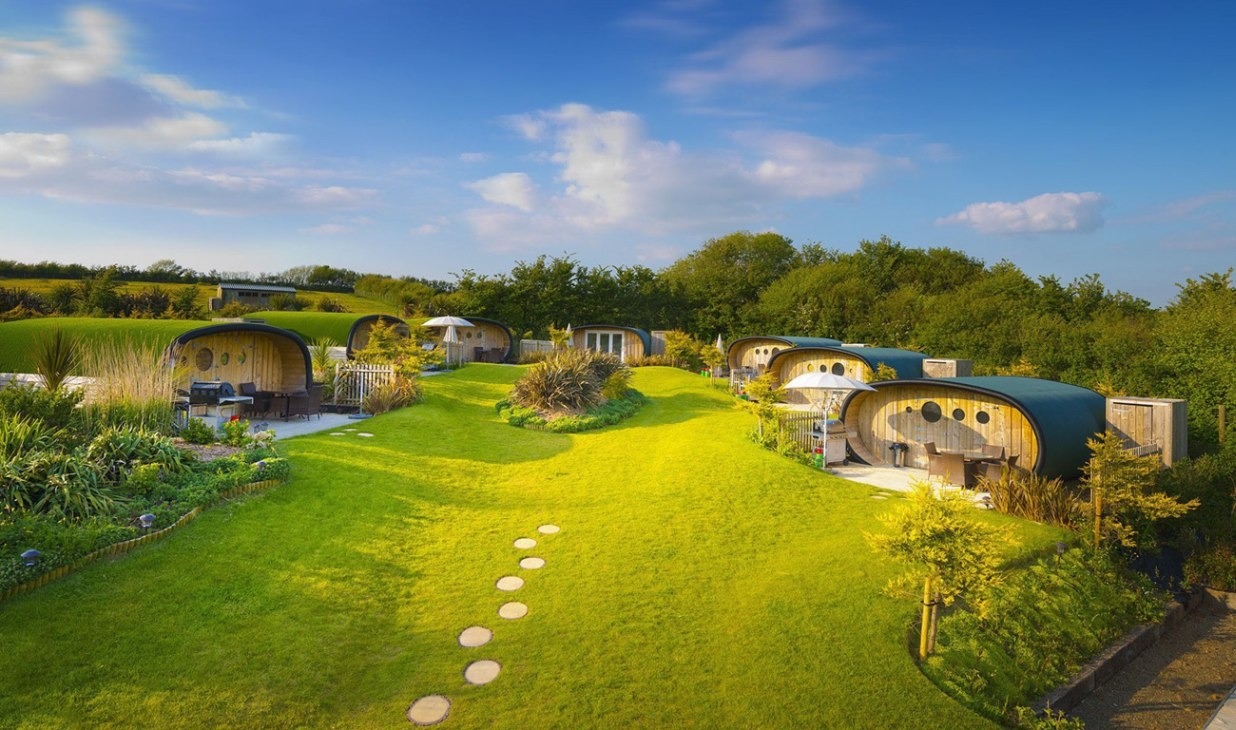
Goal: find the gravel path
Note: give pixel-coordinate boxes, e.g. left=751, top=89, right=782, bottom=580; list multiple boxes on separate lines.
left=1069, top=592, right=1236, bottom=729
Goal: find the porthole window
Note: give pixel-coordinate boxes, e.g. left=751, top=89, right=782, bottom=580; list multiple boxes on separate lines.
left=905, top=406, right=913, bottom=414
left=806, top=363, right=815, bottom=371
left=237, top=351, right=246, bottom=364
left=952, top=408, right=965, bottom=421
left=831, top=362, right=845, bottom=375
left=195, top=347, right=214, bottom=372
left=220, top=352, right=230, bottom=366
left=922, top=401, right=942, bottom=423
left=976, top=411, right=990, bottom=425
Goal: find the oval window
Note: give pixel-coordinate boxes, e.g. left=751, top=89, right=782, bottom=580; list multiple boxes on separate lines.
left=237, top=351, right=246, bottom=364
left=220, top=352, right=230, bottom=366
left=195, top=347, right=214, bottom=371
left=806, top=363, right=815, bottom=371
left=952, top=408, right=965, bottom=421
left=831, top=362, right=845, bottom=375
left=976, top=411, right=990, bottom=425
left=922, top=401, right=942, bottom=423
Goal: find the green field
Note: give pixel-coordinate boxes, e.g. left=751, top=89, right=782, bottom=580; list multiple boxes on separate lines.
left=0, top=366, right=1065, bottom=728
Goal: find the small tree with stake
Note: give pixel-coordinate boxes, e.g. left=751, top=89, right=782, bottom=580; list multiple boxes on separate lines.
left=867, top=482, right=1009, bottom=659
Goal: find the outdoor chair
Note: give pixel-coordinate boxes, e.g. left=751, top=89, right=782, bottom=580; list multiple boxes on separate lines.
left=285, top=383, right=323, bottom=420
left=924, top=441, right=940, bottom=456
left=929, top=450, right=966, bottom=487
left=981, top=444, right=1006, bottom=460
left=238, top=382, right=272, bottom=418
left=982, top=454, right=1020, bottom=484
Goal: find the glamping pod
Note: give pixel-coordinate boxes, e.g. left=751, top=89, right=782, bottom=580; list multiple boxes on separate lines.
left=169, top=322, right=313, bottom=394
left=457, top=316, right=514, bottom=363
left=767, top=346, right=928, bottom=406
left=346, top=314, right=411, bottom=360
left=840, top=376, right=1106, bottom=479
left=726, top=336, right=843, bottom=374
left=571, top=324, right=652, bottom=364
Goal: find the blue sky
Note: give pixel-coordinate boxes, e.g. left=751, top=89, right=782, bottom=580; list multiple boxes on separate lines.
left=1, top=1, right=1232, bottom=306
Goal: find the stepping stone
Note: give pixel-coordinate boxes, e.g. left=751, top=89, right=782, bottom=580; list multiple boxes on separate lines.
left=407, top=695, right=450, bottom=725
left=464, top=659, right=501, bottom=685
left=537, top=524, right=560, bottom=535
left=344, top=428, right=357, bottom=432
left=519, top=557, right=545, bottom=570
left=330, top=432, right=346, bottom=436
left=458, top=626, right=492, bottom=647
left=498, top=601, right=528, bottom=619
left=871, top=494, right=887, bottom=499
left=513, top=537, right=536, bottom=549
left=358, top=432, right=374, bottom=438
left=496, top=576, right=524, bottom=591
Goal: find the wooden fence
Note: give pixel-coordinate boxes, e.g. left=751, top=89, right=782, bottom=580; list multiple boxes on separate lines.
left=519, top=339, right=555, bottom=358
left=333, top=362, right=395, bottom=407
left=776, top=409, right=826, bottom=453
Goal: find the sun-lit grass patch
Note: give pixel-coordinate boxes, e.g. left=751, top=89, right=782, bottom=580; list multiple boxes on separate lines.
left=0, top=365, right=1071, bottom=728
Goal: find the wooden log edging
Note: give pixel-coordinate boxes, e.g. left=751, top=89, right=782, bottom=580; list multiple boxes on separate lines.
left=1032, top=590, right=1205, bottom=715
left=0, top=477, right=286, bottom=603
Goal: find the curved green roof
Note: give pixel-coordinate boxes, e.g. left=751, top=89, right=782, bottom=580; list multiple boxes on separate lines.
left=844, top=376, right=1105, bottom=478
left=766, top=346, right=927, bottom=379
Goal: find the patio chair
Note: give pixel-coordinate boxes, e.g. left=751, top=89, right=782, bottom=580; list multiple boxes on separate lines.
left=929, top=451, right=966, bottom=487
left=981, top=444, right=1006, bottom=460
left=285, top=383, right=323, bottom=420
left=238, top=382, right=272, bottom=418
left=983, top=454, right=1020, bottom=484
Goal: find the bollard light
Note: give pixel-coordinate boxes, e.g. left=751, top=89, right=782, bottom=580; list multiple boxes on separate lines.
left=20, top=549, right=40, bottom=567
left=139, top=513, right=156, bottom=531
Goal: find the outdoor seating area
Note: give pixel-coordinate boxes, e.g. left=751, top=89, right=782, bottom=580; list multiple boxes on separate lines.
left=924, top=441, right=1018, bottom=488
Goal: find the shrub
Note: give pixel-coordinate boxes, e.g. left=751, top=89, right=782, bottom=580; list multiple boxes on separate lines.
left=178, top=417, right=217, bottom=445
left=1185, top=542, right=1236, bottom=591
left=0, top=413, right=58, bottom=461
left=1, top=451, right=117, bottom=521
left=87, top=426, right=185, bottom=482
left=979, top=470, right=1083, bottom=528
left=509, top=349, right=628, bottom=417
left=220, top=419, right=251, bottom=447
left=315, top=296, right=347, bottom=312
left=362, top=377, right=420, bottom=415
left=267, top=293, right=305, bottom=311
left=32, top=327, right=81, bottom=392
left=499, top=390, right=646, bottom=432
left=0, top=382, right=83, bottom=431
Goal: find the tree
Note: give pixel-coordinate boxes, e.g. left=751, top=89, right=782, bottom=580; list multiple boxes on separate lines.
left=866, top=483, right=1008, bottom=659
left=1084, top=430, right=1198, bottom=550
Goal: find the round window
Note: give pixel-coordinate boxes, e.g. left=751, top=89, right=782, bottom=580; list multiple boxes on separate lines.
left=806, top=363, right=815, bottom=371
left=922, top=401, right=942, bottom=423
left=831, top=362, right=845, bottom=375
left=905, top=406, right=913, bottom=413
left=220, top=352, right=230, bottom=366
left=952, top=408, right=965, bottom=421
left=976, top=411, right=990, bottom=425
left=237, top=351, right=246, bottom=364
left=195, top=347, right=214, bottom=371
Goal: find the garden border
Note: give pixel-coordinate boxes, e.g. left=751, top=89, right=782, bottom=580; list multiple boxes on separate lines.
left=0, top=476, right=286, bottom=603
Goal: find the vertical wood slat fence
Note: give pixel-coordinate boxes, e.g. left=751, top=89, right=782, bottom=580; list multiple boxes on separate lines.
left=518, top=339, right=555, bottom=358
left=333, top=363, right=395, bottom=407
left=776, top=409, right=826, bottom=453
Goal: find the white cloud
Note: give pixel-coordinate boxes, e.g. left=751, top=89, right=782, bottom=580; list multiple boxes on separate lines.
left=938, top=192, right=1108, bottom=235
left=459, top=152, right=488, bottom=163
left=188, top=132, right=293, bottom=157
left=466, top=172, right=538, bottom=212
left=82, top=112, right=230, bottom=151
left=300, top=223, right=352, bottom=235
left=504, top=114, right=547, bottom=141
left=0, top=132, right=73, bottom=177
left=663, top=0, right=878, bottom=98
left=293, top=185, right=379, bottom=207
left=464, top=103, right=907, bottom=251
left=0, top=7, right=125, bottom=103
left=138, top=74, right=246, bottom=110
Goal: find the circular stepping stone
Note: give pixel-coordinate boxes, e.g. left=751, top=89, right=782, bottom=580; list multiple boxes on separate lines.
left=519, top=557, right=545, bottom=570
left=498, top=601, right=528, bottom=619
left=464, top=659, right=501, bottom=685
left=458, top=626, right=492, bottom=647
left=407, top=694, right=451, bottom=725
left=537, top=524, right=560, bottom=535
left=496, top=575, right=524, bottom=591
left=513, top=537, right=536, bottom=549
left=358, top=432, right=374, bottom=438
left=344, top=428, right=357, bottom=432
left=330, top=432, right=346, bottom=436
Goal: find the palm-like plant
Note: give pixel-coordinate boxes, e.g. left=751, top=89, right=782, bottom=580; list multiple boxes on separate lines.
left=33, top=327, right=81, bottom=393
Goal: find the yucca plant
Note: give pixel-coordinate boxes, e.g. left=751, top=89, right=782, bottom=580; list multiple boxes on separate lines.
left=509, top=349, right=606, bottom=415
left=33, top=327, right=81, bottom=393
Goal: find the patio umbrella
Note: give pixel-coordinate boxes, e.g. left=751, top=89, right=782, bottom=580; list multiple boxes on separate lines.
left=781, top=371, right=876, bottom=413
left=423, top=316, right=474, bottom=328
left=443, top=324, right=461, bottom=366
left=715, top=334, right=724, bottom=351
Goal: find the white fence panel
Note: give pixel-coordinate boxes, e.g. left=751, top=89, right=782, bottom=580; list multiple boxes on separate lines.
left=334, top=363, right=395, bottom=406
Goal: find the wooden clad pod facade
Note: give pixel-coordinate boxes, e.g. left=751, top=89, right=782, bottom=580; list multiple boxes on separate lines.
left=841, top=376, right=1106, bottom=478
left=726, top=336, right=843, bottom=373
left=170, top=323, right=312, bottom=394
left=457, top=317, right=513, bottom=363
left=767, top=346, right=928, bottom=406
left=346, top=315, right=411, bottom=359
left=571, top=325, right=651, bottom=364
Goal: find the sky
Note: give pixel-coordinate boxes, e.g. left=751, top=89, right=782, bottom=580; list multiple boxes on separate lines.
left=0, top=1, right=1233, bottom=307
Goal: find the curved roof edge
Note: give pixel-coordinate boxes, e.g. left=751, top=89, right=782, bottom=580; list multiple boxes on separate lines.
left=462, top=315, right=515, bottom=362
left=169, top=322, right=314, bottom=390
left=573, top=324, right=652, bottom=354
left=766, top=345, right=928, bottom=379
left=842, top=375, right=1105, bottom=477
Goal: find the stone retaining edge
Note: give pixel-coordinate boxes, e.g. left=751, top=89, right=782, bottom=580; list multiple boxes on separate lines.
left=1033, top=589, right=1205, bottom=715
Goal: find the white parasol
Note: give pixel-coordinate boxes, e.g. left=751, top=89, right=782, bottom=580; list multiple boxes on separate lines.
left=443, top=325, right=461, bottom=366
left=423, top=316, right=474, bottom=328
left=781, top=371, right=875, bottom=413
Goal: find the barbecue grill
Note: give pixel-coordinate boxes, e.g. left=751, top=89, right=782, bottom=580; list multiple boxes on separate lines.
left=189, top=381, right=236, bottom=405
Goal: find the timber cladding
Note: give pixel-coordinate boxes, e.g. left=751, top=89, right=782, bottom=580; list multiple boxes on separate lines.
left=771, top=349, right=871, bottom=405
left=845, top=383, right=1040, bottom=471
left=728, top=338, right=794, bottom=372
left=171, top=325, right=311, bottom=393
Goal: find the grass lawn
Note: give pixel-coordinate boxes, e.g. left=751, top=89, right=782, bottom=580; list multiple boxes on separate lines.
left=241, top=311, right=383, bottom=346
left=0, top=366, right=1066, bottom=728
left=0, top=318, right=200, bottom=373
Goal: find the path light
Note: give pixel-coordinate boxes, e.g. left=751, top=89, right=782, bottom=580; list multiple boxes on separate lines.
left=20, top=549, right=40, bottom=567
left=139, top=514, right=156, bottom=532
left=1055, top=541, right=1068, bottom=563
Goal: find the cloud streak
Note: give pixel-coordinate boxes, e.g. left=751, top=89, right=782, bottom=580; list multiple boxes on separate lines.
left=938, top=192, right=1108, bottom=235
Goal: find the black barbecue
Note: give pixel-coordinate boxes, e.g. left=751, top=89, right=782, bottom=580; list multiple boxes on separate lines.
left=189, top=381, right=236, bottom=405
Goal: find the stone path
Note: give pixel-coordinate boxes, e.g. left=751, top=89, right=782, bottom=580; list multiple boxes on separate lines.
left=406, top=523, right=560, bottom=725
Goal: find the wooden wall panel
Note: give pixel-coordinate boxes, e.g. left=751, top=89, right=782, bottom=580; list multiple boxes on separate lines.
left=176, top=333, right=302, bottom=393
left=772, top=351, right=871, bottom=405
left=731, top=339, right=790, bottom=372
left=848, top=384, right=1040, bottom=470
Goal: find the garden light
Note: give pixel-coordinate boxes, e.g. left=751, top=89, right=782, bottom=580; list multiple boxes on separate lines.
left=139, top=514, right=156, bottom=531
left=20, top=549, right=40, bottom=567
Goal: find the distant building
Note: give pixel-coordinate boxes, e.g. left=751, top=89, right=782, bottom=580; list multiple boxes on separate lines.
left=211, top=283, right=296, bottom=311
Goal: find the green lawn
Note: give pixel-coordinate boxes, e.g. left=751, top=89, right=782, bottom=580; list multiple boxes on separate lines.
left=0, top=366, right=1065, bottom=728
left=241, top=311, right=377, bottom=346
left=0, top=318, right=200, bottom=373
